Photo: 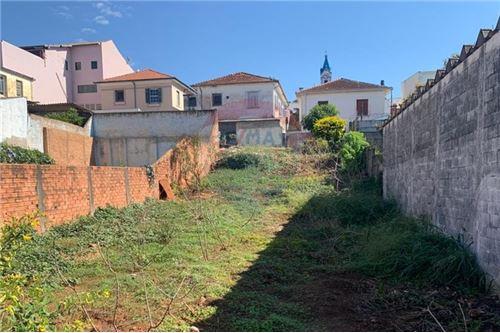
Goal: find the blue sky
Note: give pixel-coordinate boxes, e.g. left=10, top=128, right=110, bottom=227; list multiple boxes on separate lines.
left=1, top=1, right=499, bottom=99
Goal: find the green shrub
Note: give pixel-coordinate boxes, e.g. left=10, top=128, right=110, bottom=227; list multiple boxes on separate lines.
left=46, top=108, right=85, bottom=126
left=311, top=116, right=346, bottom=144
left=302, top=103, right=340, bottom=131
left=216, top=152, right=265, bottom=170
left=340, top=131, right=370, bottom=173
left=0, top=143, right=54, bottom=164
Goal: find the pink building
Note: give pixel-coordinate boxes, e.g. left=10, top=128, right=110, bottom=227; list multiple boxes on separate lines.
left=0, top=40, right=133, bottom=109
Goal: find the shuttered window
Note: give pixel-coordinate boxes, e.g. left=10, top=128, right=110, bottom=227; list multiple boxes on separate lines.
left=247, top=91, right=259, bottom=108
left=146, top=88, right=162, bottom=104
left=356, top=99, right=368, bottom=116
left=0, top=75, right=6, bottom=95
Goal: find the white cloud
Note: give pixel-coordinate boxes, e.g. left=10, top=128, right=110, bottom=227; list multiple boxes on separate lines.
left=94, top=16, right=109, bottom=25
left=81, top=27, right=97, bottom=34
left=93, top=2, right=122, bottom=18
left=53, top=5, right=73, bottom=19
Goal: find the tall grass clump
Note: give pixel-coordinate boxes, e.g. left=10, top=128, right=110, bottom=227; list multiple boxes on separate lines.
left=349, top=217, right=489, bottom=292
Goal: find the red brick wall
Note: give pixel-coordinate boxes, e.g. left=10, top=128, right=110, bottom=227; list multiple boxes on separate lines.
left=43, top=127, right=93, bottom=166
left=0, top=134, right=218, bottom=229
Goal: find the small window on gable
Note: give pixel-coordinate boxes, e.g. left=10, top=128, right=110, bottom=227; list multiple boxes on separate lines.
left=247, top=91, right=259, bottom=108
left=115, top=90, right=125, bottom=103
left=356, top=99, right=369, bottom=116
left=75, top=62, right=82, bottom=70
left=212, top=93, right=222, bottom=107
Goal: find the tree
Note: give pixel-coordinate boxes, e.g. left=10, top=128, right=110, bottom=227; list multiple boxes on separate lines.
left=340, top=131, right=370, bottom=172
left=302, top=103, right=340, bottom=131
left=311, top=116, right=346, bottom=145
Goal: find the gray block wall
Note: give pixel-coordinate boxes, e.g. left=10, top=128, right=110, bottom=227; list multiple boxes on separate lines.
left=383, top=32, right=500, bottom=285
left=91, top=110, right=217, bottom=167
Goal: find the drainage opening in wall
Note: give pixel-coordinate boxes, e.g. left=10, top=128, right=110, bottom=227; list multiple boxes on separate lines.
left=158, top=179, right=174, bottom=200
left=159, top=183, right=167, bottom=200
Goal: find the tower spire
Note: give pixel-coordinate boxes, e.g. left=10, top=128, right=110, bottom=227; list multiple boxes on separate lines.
left=320, top=53, right=332, bottom=83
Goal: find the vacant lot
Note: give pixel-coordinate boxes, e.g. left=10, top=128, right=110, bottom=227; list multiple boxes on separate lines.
left=2, top=147, right=500, bottom=331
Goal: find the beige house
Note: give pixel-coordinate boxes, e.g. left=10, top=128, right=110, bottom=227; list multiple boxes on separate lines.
left=0, top=67, right=34, bottom=100
left=96, top=69, right=195, bottom=111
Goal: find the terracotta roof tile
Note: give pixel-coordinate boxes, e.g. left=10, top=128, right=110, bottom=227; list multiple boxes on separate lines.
left=297, top=78, right=390, bottom=94
left=98, top=69, right=174, bottom=83
left=192, top=72, right=277, bottom=86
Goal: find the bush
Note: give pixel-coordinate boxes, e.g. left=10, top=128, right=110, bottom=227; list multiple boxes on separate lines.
left=340, top=131, right=370, bottom=173
left=0, top=143, right=54, bottom=164
left=46, top=108, right=85, bottom=126
left=302, top=104, right=339, bottom=131
left=216, top=152, right=264, bottom=170
left=311, top=116, right=346, bottom=144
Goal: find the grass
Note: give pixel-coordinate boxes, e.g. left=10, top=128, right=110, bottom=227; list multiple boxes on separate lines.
left=3, top=147, right=499, bottom=331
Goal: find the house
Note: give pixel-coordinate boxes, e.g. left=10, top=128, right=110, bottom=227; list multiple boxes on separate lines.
left=190, top=72, right=289, bottom=146
left=95, top=69, right=196, bottom=111
left=401, top=71, right=436, bottom=99
left=0, top=40, right=133, bottom=109
left=296, top=55, right=392, bottom=125
left=0, top=67, right=34, bottom=100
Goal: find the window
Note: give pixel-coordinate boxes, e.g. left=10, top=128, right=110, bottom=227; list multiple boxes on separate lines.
left=75, top=62, right=82, bottom=70
left=115, top=90, right=125, bottom=103
left=91, top=61, right=98, bottom=69
left=16, top=80, right=23, bottom=97
left=176, top=90, right=181, bottom=107
left=212, top=93, right=222, bottom=106
left=77, top=84, right=97, bottom=93
left=356, top=99, right=369, bottom=116
left=187, top=96, right=197, bottom=108
left=318, top=101, right=328, bottom=105
left=247, top=91, right=259, bottom=108
left=65, top=60, right=68, bottom=71
left=146, top=88, right=162, bottom=104
left=0, top=75, right=6, bottom=95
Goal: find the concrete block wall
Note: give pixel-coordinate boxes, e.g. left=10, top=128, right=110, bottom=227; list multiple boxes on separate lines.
left=383, top=31, right=500, bottom=285
left=91, top=110, right=218, bottom=167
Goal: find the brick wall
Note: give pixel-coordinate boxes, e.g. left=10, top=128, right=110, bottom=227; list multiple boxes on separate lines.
left=383, top=31, right=500, bottom=285
left=0, top=135, right=218, bottom=230
left=43, top=127, right=93, bottom=166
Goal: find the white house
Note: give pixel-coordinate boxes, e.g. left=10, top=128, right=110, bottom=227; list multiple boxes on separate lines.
left=296, top=55, right=392, bottom=125
left=190, top=72, right=288, bottom=146
left=401, top=70, right=436, bottom=99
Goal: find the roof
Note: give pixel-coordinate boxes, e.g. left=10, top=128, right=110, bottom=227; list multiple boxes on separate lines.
left=192, top=72, right=278, bottom=87
left=21, top=41, right=104, bottom=50
left=97, top=69, right=175, bottom=83
left=297, top=78, right=390, bottom=94
left=96, top=69, right=196, bottom=93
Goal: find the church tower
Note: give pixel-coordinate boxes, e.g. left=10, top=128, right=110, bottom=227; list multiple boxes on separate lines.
left=320, top=54, right=332, bottom=84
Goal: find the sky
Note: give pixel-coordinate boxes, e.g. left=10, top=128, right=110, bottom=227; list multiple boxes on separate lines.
left=1, top=1, right=499, bottom=100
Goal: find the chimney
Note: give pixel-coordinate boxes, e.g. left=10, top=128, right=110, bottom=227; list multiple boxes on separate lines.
left=380, top=80, right=385, bottom=86
left=299, top=87, right=303, bottom=91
